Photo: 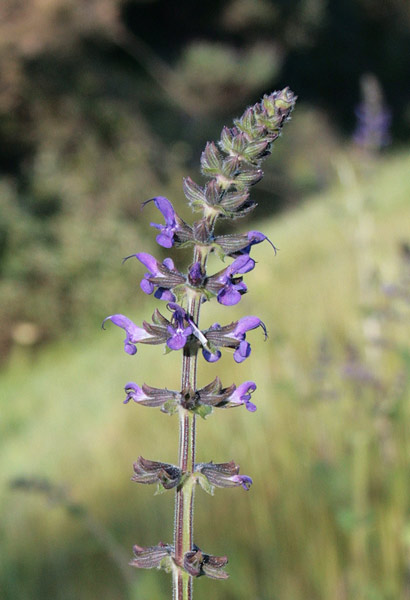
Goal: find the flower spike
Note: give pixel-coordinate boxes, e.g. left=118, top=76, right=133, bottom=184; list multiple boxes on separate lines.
left=104, top=89, right=296, bottom=596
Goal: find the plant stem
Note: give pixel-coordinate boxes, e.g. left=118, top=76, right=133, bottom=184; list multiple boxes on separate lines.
left=173, top=283, right=201, bottom=600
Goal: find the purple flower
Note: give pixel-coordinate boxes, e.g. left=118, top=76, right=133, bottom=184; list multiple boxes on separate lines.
left=202, top=317, right=267, bottom=363
left=201, top=322, right=223, bottom=362
left=225, top=381, right=257, bottom=411
left=124, top=382, right=147, bottom=404
left=207, top=254, right=255, bottom=306
left=202, top=348, right=222, bottom=362
left=124, top=252, right=185, bottom=301
left=230, top=316, right=267, bottom=363
left=147, top=196, right=178, bottom=248
left=124, top=382, right=180, bottom=411
left=143, top=196, right=194, bottom=248
left=230, top=474, right=253, bottom=490
left=188, top=261, right=205, bottom=287
left=196, top=377, right=257, bottom=411
left=102, top=314, right=153, bottom=355
left=166, top=303, right=193, bottom=350
left=238, top=230, right=277, bottom=257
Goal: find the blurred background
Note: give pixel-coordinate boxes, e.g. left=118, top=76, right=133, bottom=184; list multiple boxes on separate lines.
left=0, top=1, right=409, bottom=599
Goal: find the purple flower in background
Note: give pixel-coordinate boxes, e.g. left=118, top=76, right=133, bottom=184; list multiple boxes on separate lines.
left=354, top=104, right=391, bottom=150
left=353, top=74, right=391, bottom=152
left=206, top=254, right=255, bottom=306
left=166, top=303, right=193, bottom=350
left=102, top=314, right=153, bottom=355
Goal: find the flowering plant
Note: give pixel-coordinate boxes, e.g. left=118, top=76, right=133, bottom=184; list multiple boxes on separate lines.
left=104, top=89, right=296, bottom=599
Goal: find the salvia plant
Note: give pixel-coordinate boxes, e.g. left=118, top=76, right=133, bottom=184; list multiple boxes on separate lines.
left=103, top=88, right=296, bottom=600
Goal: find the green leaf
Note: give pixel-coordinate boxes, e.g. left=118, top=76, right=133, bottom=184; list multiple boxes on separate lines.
left=154, top=483, right=167, bottom=495
left=194, top=404, right=213, bottom=420
left=161, top=398, right=178, bottom=414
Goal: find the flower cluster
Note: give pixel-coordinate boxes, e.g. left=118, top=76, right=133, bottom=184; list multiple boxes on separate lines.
left=123, top=377, right=257, bottom=415
left=103, top=88, right=296, bottom=595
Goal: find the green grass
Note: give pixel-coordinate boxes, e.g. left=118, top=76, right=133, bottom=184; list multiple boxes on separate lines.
left=1, top=151, right=409, bottom=600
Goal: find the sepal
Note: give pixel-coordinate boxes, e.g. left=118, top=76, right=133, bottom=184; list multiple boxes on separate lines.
left=130, top=542, right=174, bottom=571
left=218, top=190, right=256, bottom=218
left=200, top=141, right=223, bottom=176
left=214, top=230, right=277, bottom=257
left=183, top=175, right=254, bottom=219
left=182, top=177, right=209, bottom=212
left=197, top=376, right=236, bottom=406
left=198, top=377, right=257, bottom=411
left=195, top=461, right=253, bottom=491
left=131, top=457, right=182, bottom=490
left=183, top=545, right=228, bottom=580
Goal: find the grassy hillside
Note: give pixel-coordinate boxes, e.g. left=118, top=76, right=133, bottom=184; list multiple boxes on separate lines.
left=1, top=151, right=409, bottom=600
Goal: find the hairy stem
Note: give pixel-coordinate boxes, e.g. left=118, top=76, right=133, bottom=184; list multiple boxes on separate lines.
left=173, top=251, right=203, bottom=600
